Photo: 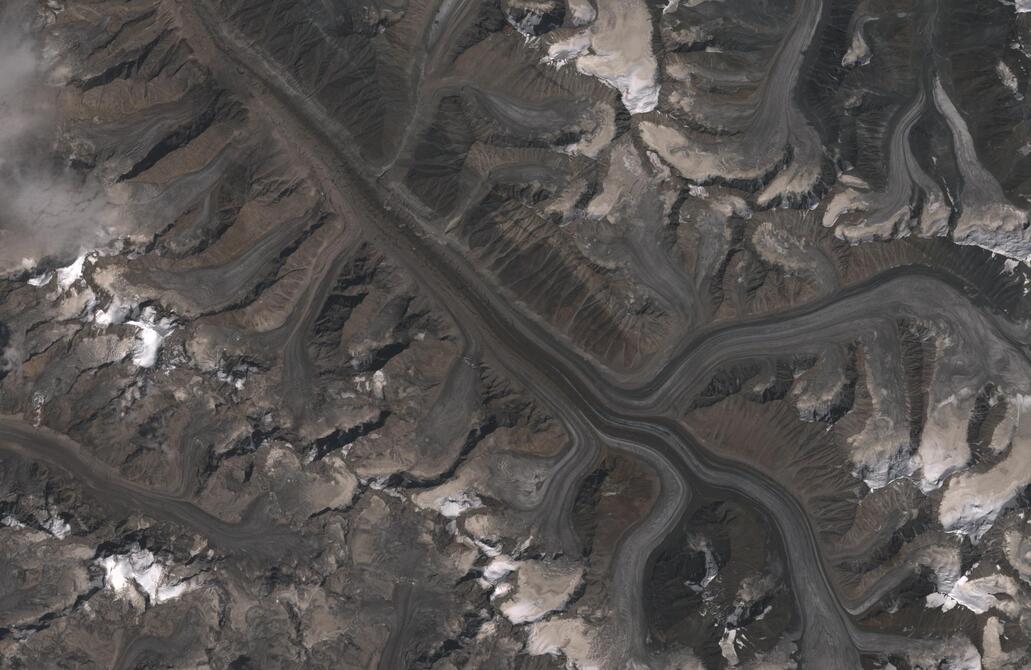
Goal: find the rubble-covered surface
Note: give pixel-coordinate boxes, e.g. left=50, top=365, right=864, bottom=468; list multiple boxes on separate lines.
left=5, top=0, right=1031, bottom=667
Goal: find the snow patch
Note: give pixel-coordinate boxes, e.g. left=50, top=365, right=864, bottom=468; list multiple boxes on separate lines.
left=473, top=538, right=503, bottom=557
left=216, top=368, right=246, bottom=390
left=997, top=61, right=1021, bottom=98
left=527, top=618, right=600, bottom=670
left=497, top=560, right=584, bottom=624
left=26, top=252, right=100, bottom=292
left=719, top=628, right=739, bottom=666
left=543, top=0, right=659, bottom=114
left=491, top=582, right=513, bottom=600
left=42, top=515, right=70, bottom=539
left=857, top=442, right=915, bottom=491
left=1, top=512, right=69, bottom=539
left=902, top=638, right=982, bottom=670
left=914, top=393, right=973, bottom=492
left=27, top=271, right=53, bottom=287
left=927, top=562, right=1021, bottom=616
left=1, top=515, right=26, bottom=529
left=567, top=0, right=595, bottom=24
left=938, top=394, right=1031, bottom=541
left=483, top=556, right=519, bottom=583
left=500, top=599, right=543, bottom=625
left=94, top=295, right=134, bottom=327
left=126, top=306, right=175, bottom=368
left=98, top=547, right=198, bottom=607
left=437, top=491, right=483, bottom=519
left=55, top=254, right=88, bottom=291
left=354, top=370, right=387, bottom=399
left=841, top=21, right=871, bottom=67
left=685, top=535, right=719, bottom=591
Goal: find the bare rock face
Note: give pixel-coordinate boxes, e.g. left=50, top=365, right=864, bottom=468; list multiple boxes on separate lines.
left=4, top=0, right=1031, bottom=668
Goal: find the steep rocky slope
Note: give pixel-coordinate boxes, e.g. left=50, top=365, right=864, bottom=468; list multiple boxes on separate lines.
left=4, top=0, right=1031, bottom=668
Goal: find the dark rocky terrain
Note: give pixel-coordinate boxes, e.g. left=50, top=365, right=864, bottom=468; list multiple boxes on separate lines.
left=3, top=0, right=1031, bottom=668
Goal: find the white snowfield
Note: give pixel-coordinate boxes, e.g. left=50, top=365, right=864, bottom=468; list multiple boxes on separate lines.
left=544, top=0, right=659, bottom=114
left=126, top=306, right=176, bottom=368
left=938, top=394, right=1031, bottom=541
left=98, top=547, right=198, bottom=607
